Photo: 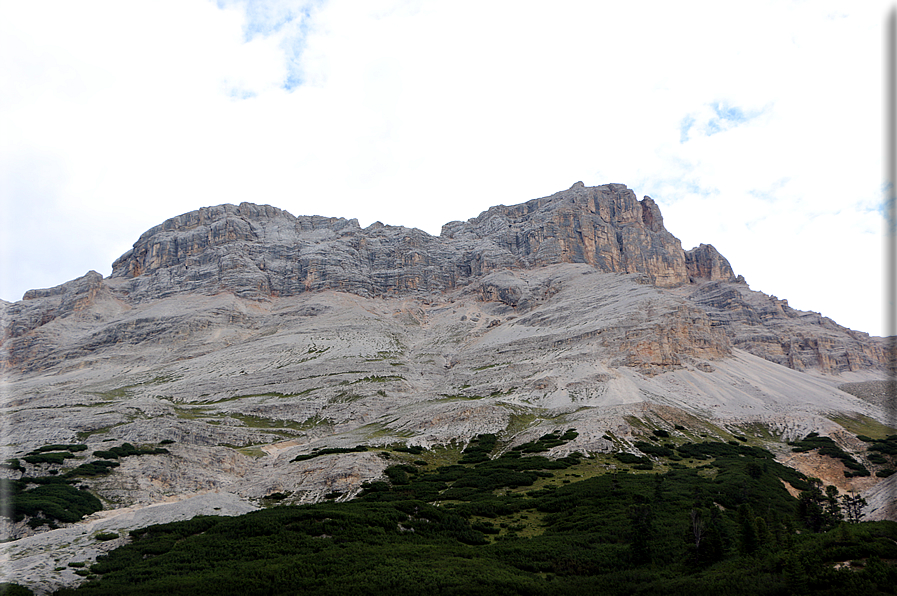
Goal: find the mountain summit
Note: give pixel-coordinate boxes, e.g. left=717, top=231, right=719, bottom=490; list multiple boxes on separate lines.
left=107, top=182, right=731, bottom=302
left=1, top=183, right=893, bottom=593
left=4, top=183, right=885, bottom=376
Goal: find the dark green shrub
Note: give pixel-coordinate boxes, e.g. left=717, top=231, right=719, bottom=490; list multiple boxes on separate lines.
left=0, top=582, right=35, bottom=595
left=65, top=460, right=120, bottom=478
left=27, top=444, right=87, bottom=455
left=291, top=445, right=369, bottom=462
left=393, top=445, right=424, bottom=455
left=870, top=439, right=897, bottom=456
left=614, top=453, right=649, bottom=465
left=384, top=466, right=410, bottom=485
left=95, top=532, right=119, bottom=541
left=22, top=452, right=75, bottom=465
left=459, top=434, right=498, bottom=463
left=92, top=444, right=169, bottom=460
left=27, top=517, right=51, bottom=529
left=633, top=441, right=673, bottom=457
left=2, top=458, right=23, bottom=471
left=9, top=482, right=102, bottom=523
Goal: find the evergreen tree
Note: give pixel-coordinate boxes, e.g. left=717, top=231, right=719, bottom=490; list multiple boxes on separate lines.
left=754, top=516, right=770, bottom=551
left=823, top=484, right=842, bottom=525
left=627, top=503, right=654, bottom=565
left=797, top=477, right=827, bottom=532
left=841, top=492, right=868, bottom=523
left=737, top=503, right=758, bottom=554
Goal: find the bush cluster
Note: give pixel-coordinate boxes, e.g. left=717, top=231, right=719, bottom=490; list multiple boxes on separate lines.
left=290, top=445, right=369, bottom=463
left=92, top=443, right=168, bottom=460
left=48, top=439, right=897, bottom=596
left=790, top=433, right=870, bottom=477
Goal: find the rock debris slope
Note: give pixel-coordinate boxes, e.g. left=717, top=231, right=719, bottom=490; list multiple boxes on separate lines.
left=0, top=182, right=893, bottom=591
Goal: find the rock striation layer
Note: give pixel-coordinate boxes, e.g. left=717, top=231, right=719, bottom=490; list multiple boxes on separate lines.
left=107, top=182, right=691, bottom=301
left=1, top=183, right=893, bottom=593
left=4, top=182, right=887, bottom=376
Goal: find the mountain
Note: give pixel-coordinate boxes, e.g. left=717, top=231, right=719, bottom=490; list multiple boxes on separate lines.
left=1, top=182, right=894, bottom=594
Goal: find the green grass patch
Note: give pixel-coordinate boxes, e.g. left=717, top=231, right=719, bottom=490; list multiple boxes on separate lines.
left=830, top=414, right=897, bottom=440
left=75, top=424, right=125, bottom=440
left=225, top=413, right=327, bottom=434
left=502, top=407, right=544, bottom=436
left=237, top=446, right=267, bottom=458
left=172, top=406, right=215, bottom=420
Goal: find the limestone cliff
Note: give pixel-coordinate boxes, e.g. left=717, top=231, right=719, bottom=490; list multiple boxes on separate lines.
left=3, top=183, right=894, bottom=595
left=1, top=182, right=889, bottom=375
left=107, top=182, right=689, bottom=302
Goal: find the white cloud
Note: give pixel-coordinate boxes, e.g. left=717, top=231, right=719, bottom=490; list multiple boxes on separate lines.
left=0, top=0, right=891, bottom=338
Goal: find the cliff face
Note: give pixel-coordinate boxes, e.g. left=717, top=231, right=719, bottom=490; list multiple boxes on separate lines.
left=440, top=182, right=689, bottom=288
left=1, top=182, right=889, bottom=375
left=680, top=281, right=887, bottom=374
left=107, top=183, right=692, bottom=302
left=1, top=183, right=893, bottom=588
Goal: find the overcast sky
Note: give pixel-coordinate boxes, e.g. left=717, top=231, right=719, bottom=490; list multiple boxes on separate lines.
left=0, top=0, right=892, bottom=337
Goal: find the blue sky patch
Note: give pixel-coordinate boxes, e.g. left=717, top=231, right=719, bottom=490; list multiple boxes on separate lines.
left=678, top=115, right=695, bottom=144
left=226, top=86, right=257, bottom=100
left=747, top=178, right=791, bottom=203
left=218, top=0, right=321, bottom=91
left=679, top=101, right=765, bottom=143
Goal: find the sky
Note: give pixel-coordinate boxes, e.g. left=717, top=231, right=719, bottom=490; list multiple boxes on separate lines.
left=0, top=0, right=893, bottom=337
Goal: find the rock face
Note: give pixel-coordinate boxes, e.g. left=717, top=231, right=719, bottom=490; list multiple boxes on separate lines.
left=678, top=282, right=887, bottom=375
left=107, top=182, right=689, bottom=302
left=685, top=243, right=739, bottom=283
left=4, top=182, right=887, bottom=376
left=1, top=182, right=893, bottom=593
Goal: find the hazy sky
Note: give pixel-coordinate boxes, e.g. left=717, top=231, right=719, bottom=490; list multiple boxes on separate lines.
left=0, top=1, right=892, bottom=337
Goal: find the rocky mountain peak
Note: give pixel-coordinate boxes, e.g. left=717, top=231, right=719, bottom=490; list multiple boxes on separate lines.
left=2, top=183, right=892, bottom=595
left=685, top=243, right=740, bottom=283
left=2, top=182, right=887, bottom=377
left=106, top=183, right=705, bottom=305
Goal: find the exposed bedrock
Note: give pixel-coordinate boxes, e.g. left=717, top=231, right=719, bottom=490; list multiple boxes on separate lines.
left=1, top=182, right=889, bottom=375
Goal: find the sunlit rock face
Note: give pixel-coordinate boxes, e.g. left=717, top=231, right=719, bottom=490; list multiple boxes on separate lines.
left=106, top=182, right=690, bottom=302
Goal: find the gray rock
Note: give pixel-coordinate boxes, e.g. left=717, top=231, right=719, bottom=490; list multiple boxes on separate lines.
left=0, top=183, right=891, bottom=593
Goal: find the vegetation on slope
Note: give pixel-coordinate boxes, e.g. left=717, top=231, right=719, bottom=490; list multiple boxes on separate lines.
left=789, top=433, right=870, bottom=478
left=43, top=435, right=896, bottom=596
left=1, top=442, right=169, bottom=529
